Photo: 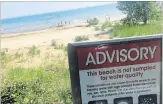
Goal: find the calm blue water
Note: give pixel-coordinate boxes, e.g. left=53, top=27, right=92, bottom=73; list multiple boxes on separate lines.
left=1, top=3, right=121, bottom=34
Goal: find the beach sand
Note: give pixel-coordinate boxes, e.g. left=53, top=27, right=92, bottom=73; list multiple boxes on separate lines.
left=1, top=16, right=123, bottom=69
left=1, top=26, right=106, bottom=51
left=1, top=16, right=122, bottom=51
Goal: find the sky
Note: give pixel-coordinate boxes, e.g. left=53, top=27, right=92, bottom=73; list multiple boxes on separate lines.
left=1, top=2, right=116, bottom=19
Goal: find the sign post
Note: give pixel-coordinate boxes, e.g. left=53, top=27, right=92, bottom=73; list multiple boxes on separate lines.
left=68, top=35, right=162, bottom=104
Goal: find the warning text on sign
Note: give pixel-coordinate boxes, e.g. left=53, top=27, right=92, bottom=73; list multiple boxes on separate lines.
left=87, top=64, right=156, bottom=80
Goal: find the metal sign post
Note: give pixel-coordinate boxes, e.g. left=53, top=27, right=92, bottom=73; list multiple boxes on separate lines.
left=68, top=35, right=162, bottom=104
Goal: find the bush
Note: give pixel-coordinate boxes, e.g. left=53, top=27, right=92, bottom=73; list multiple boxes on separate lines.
left=95, top=27, right=101, bottom=31
left=101, top=21, right=112, bottom=31
left=28, top=45, right=40, bottom=56
left=51, top=40, right=66, bottom=50
left=2, top=66, right=72, bottom=104
left=120, top=17, right=139, bottom=26
left=15, top=52, right=23, bottom=59
left=112, top=22, right=162, bottom=38
left=1, top=51, right=6, bottom=60
left=58, top=88, right=72, bottom=104
left=74, top=35, right=89, bottom=42
left=51, top=39, right=56, bottom=47
left=114, top=22, right=121, bottom=27
left=1, top=51, right=12, bottom=67
left=56, top=44, right=64, bottom=49
left=87, top=18, right=99, bottom=26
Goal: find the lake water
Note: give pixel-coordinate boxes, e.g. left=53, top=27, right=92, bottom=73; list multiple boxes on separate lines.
left=1, top=3, right=122, bottom=34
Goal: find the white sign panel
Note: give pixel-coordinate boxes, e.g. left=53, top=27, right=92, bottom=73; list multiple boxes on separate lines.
left=68, top=35, right=162, bottom=104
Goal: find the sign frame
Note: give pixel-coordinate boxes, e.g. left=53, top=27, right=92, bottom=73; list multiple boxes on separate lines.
left=68, top=34, right=162, bottom=104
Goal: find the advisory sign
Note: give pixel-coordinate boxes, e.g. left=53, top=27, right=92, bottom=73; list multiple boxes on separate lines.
left=68, top=35, right=162, bottom=104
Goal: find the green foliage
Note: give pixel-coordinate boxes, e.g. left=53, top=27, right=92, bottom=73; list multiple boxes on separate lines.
left=58, top=88, right=72, bottom=104
left=112, top=23, right=161, bottom=38
left=51, top=39, right=56, bottom=47
left=1, top=51, right=6, bottom=61
left=149, top=2, right=162, bottom=21
left=2, top=66, right=72, bottom=104
left=63, top=46, right=67, bottom=53
left=114, top=22, right=121, bottom=27
left=74, top=35, right=89, bottom=42
left=1, top=51, right=12, bottom=67
left=87, top=18, right=99, bottom=26
left=54, top=44, right=65, bottom=50
left=51, top=40, right=66, bottom=50
left=117, top=1, right=161, bottom=25
left=94, top=26, right=101, bottom=31
left=15, top=52, right=23, bottom=59
left=55, top=44, right=64, bottom=49
left=101, top=21, right=112, bottom=31
left=2, top=40, right=71, bottom=104
left=28, top=45, right=40, bottom=56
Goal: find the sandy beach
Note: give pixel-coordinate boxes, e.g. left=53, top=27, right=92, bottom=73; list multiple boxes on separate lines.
left=1, top=16, right=122, bottom=51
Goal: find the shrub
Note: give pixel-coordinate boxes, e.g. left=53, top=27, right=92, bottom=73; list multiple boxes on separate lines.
left=15, top=52, right=23, bottom=59
left=51, top=39, right=56, bottom=47
left=101, top=21, right=112, bottom=31
left=59, top=88, right=72, bottom=104
left=114, top=22, right=121, bottom=27
left=57, top=44, right=64, bottom=49
left=2, top=66, right=72, bottom=104
left=54, top=44, right=65, bottom=50
left=87, top=18, right=99, bottom=26
left=2, top=44, right=72, bottom=104
left=112, top=22, right=161, bottom=38
left=51, top=40, right=65, bottom=50
left=1, top=51, right=6, bottom=60
left=28, top=45, right=40, bottom=56
left=95, top=27, right=101, bottom=31
left=74, top=35, right=89, bottom=42
left=120, top=17, right=139, bottom=26
left=1, top=51, right=11, bottom=67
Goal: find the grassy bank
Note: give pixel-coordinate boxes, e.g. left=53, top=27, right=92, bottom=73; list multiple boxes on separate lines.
left=2, top=67, right=71, bottom=104
left=1, top=44, right=72, bottom=104
left=111, top=22, right=162, bottom=38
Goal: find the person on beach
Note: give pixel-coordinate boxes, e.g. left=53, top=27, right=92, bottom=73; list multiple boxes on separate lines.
left=106, top=15, right=110, bottom=22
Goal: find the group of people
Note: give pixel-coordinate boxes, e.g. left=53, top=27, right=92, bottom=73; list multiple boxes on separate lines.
left=105, top=15, right=111, bottom=22
left=57, top=21, right=71, bottom=27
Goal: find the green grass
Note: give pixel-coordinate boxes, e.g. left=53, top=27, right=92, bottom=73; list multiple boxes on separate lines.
left=112, top=22, right=162, bottom=38
left=94, top=26, right=101, bottom=31
left=51, top=39, right=57, bottom=47
left=15, top=52, right=23, bottom=59
left=2, top=57, right=71, bottom=104
left=2, top=45, right=72, bottom=104
left=1, top=51, right=13, bottom=68
left=55, top=44, right=65, bottom=49
left=101, top=21, right=112, bottom=31
left=74, top=35, right=89, bottom=42
left=1, top=51, right=6, bottom=61
left=28, top=45, right=40, bottom=57
left=51, top=40, right=66, bottom=50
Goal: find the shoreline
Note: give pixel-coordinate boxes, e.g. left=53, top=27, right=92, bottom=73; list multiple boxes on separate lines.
left=1, top=21, right=88, bottom=38
left=1, top=16, right=122, bottom=51
left=1, top=16, right=123, bottom=38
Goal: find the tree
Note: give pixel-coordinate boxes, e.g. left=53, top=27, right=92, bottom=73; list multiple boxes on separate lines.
left=149, top=2, right=162, bottom=22
left=117, top=1, right=161, bottom=25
